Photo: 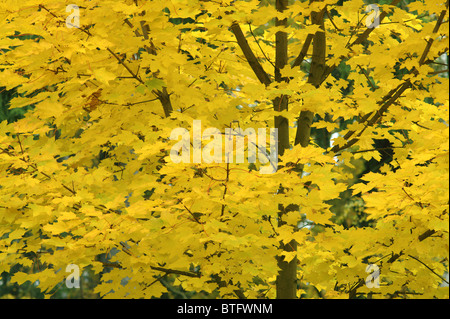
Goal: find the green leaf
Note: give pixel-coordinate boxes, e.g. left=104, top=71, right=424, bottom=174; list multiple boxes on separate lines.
left=145, top=78, right=166, bottom=91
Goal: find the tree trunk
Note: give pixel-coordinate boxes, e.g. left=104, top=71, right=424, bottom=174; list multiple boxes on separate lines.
left=295, top=3, right=326, bottom=147
left=274, top=0, right=298, bottom=300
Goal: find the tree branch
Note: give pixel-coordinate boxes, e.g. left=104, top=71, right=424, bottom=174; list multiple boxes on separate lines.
left=248, top=23, right=276, bottom=68
left=418, top=8, right=448, bottom=66
left=98, top=260, right=201, bottom=278
left=37, top=6, right=173, bottom=117
left=230, top=22, right=272, bottom=86
left=330, top=3, right=448, bottom=154
left=150, top=265, right=201, bottom=278
left=347, top=229, right=441, bottom=298
left=357, top=65, right=378, bottom=90
left=329, top=79, right=411, bottom=154
left=291, top=34, right=314, bottom=68
left=350, top=0, right=402, bottom=46
left=408, top=255, right=449, bottom=285
left=107, top=48, right=144, bottom=85
left=294, top=3, right=327, bottom=149
left=319, top=0, right=403, bottom=86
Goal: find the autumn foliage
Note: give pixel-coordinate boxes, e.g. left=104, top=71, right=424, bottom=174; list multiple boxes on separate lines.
left=0, top=0, right=448, bottom=299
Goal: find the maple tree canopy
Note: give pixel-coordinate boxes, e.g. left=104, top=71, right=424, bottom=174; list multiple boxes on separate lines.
left=0, top=0, right=448, bottom=299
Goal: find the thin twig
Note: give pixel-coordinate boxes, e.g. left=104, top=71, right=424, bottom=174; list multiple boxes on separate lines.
left=220, top=163, right=230, bottom=216
left=325, top=9, right=343, bottom=31
left=407, top=255, right=449, bottom=285
left=183, top=204, right=204, bottom=225
left=248, top=23, right=276, bottom=68
left=357, top=65, right=377, bottom=90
